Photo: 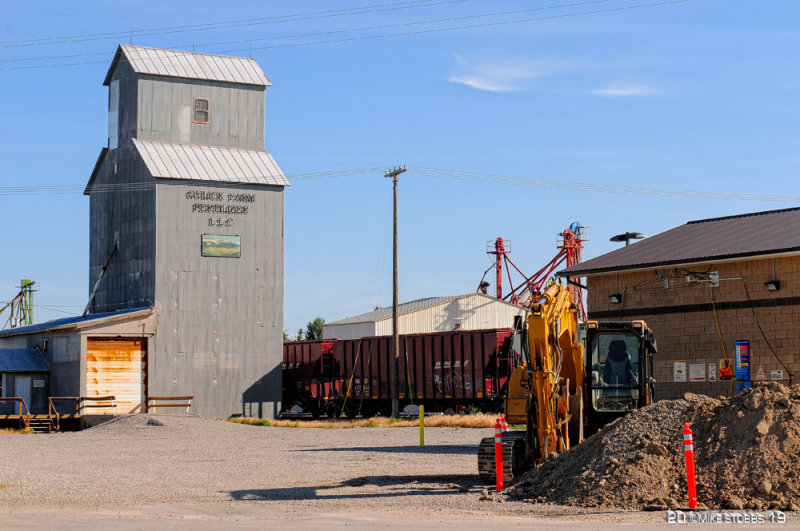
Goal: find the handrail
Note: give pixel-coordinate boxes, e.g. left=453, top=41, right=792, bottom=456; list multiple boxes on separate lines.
left=79, top=395, right=116, bottom=413
left=48, top=397, right=82, bottom=431
left=49, top=396, right=80, bottom=414
left=147, top=395, right=194, bottom=413
left=0, top=397, right=31, bottom=429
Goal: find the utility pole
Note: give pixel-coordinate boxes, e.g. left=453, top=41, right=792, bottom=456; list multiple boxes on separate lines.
left=385, top=166, right=406, bottom=418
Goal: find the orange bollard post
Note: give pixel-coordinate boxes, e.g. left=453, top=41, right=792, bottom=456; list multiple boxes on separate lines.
left=683, top=423, right=697, bottom=509
left=494, top=419, right=504, bottom=491
left=500, top=413, right=508, bottom=432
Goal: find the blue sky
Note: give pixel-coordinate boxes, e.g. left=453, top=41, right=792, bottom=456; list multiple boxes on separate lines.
left=1, top=0, right=799, bottom=335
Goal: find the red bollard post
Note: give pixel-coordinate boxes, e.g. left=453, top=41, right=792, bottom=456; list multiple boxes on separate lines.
left=494, top=419, right=504, bottom=491
left=683, top=423, right=697, bottom=509
left=500, top=413, right=508, bottom=432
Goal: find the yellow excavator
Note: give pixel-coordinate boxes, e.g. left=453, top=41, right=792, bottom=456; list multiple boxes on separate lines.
left=478, top=280, right=657, bottom=483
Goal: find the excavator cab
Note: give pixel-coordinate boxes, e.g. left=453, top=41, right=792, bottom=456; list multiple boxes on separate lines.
left=583, top=320, right=656, bottom=432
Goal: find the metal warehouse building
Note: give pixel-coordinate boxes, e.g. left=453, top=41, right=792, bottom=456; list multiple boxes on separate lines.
left=0, top=45, right=287, bottom=420
left=560, top=207, right=800, bottom=400
left=323, top=293, right=525, bottom=340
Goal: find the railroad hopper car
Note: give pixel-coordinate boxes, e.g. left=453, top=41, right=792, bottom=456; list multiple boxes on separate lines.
left=282, top=328, right=520, bottom=418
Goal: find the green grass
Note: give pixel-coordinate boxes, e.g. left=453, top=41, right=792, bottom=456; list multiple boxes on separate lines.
left=227, top=413, right=498, bottom=429
left=0, top=427, right=32, bottom=435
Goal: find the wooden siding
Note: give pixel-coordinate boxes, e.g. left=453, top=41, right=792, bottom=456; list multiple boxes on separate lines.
left=86, top=338, right=147, bottom=414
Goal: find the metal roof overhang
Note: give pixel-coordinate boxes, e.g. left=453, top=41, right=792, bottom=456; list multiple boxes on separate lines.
left=133, top=139, right=290, bottom=187
left=0, top=308, right=153, bottom=338
left=0, top=348, right=50, bottom=373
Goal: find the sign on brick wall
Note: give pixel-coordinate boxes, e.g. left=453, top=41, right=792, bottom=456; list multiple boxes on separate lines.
left=719, top=359, right=733, bottom=380
left=674, top=361, right=686, bottom=382
left=735, top=340, right=750, bottom=381
left=689, top=363, right=705, bottom=382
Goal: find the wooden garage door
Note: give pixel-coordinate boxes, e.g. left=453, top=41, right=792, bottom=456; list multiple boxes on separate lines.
left=86, top=338, right=147, bottom=414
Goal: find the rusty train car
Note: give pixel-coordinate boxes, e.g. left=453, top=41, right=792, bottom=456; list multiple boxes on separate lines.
left=282, top=328, right=521, bottom=417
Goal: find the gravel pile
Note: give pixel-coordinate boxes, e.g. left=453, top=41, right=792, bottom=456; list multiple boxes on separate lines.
left=510, top=383, right=800, bottom=511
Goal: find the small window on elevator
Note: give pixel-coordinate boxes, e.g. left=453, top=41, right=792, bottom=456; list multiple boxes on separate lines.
left=194, top=98, right=209, bottom=124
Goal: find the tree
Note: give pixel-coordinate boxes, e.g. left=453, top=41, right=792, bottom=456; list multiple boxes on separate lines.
left=296, top=328, right=304, bottom=341
left=305, top=317, right=325, bottom=340
left=283, top=329, right=290, bottom=342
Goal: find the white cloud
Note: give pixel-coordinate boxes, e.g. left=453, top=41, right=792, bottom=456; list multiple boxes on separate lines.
left=591, top=83, right=658, bottom=98
left=447, top=55, right=571, bottom=93
left=447, top=75, right=518, bottom=93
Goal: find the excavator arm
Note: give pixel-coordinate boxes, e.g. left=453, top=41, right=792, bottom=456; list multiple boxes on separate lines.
left=481, top=281, right=654, bottom=484
left=507, top=280, right=584, bottom=462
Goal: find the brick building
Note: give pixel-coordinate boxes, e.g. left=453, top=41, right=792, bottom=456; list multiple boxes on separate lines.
left=560, top=207, right=799, bottom=400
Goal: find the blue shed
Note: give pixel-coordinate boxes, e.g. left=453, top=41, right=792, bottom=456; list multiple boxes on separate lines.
left=0, top=348, right=50, bottom=414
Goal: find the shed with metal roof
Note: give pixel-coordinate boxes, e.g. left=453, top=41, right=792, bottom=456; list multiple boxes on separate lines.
left=324, top=293, right=526, bottom=340
left=0, top=348, right=50, bottom=415
left=0, top=309, right=155, bottom=418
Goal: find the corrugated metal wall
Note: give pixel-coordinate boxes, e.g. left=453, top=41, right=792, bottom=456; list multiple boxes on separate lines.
left=323, top=321, right=376, bottom=341
left=327, top=295, right=524, bottom=340
left=153, top=180, right=284, bottom=419
left=137, top=76, right=265, bottom=149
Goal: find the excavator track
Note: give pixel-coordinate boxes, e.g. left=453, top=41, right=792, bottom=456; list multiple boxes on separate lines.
left=477, top=431, right=527, bottom=485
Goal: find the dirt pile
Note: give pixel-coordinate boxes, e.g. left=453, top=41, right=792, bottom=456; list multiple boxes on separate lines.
left=510, top=383, right=800, bottom=510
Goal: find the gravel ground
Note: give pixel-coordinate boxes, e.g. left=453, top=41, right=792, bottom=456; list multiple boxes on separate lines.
left=0, top=414, right=776, bottom=529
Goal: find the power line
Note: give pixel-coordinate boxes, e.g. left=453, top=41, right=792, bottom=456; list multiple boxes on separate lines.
left=34, top=305, right=82, bottom=316
left=242, top=0, right=690, bottom=53
left=408, top=165, right=800, bottom=202
left=0, top=0, right=469, bottom=48
left=175, top=0, right=619, bottom=55
left=1, top=0, right=611, bottom=64
left=1, top=0, right=690, bottom=71
left=0, top=167, right=389, bottom=195
left=2, top=163, right=798, bottom=203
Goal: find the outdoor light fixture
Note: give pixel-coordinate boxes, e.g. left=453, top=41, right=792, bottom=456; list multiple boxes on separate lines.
left=765, top=280, right=780, bottom=291
left=765, top=259, right=780, bottom=291
left=610, top=232, right=646, bottom=246
left=608, top=293, right=623, bottom=304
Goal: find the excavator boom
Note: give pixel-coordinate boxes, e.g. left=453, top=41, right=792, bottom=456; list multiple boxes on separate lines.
left=478, top=281, right=655, bottom=484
